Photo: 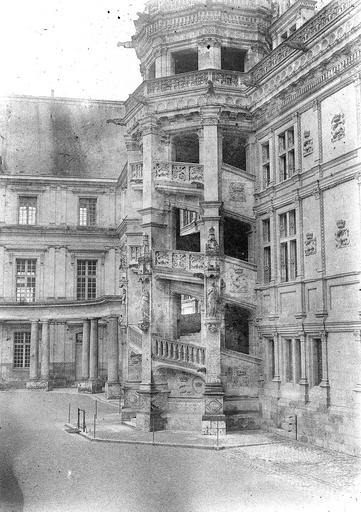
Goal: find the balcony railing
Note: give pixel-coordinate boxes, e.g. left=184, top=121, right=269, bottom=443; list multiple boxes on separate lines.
left=153, top=335, right=205, bottom=368
left=129, top=162, right=143, bottom=183
left=154, top=250, right=205, bottom=273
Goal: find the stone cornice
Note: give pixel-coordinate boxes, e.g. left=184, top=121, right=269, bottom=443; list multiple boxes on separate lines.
left=0, top=224, right=118, bottom=239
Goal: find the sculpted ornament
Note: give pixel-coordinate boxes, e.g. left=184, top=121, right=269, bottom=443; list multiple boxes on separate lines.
left=331, top=113, right=345, bottom=143
left=207, top=282, right=219, bottom=318
left=119, top=281, right=127, bottom=304
left=205, top=227, right=219, bottom=256
left=335, top=219, right=350, bottom=248
left=303, top=130, right=313, bottom=156
left=229, top=182, right=246, bottom=202
left=304, top=233, right=317, bottom=256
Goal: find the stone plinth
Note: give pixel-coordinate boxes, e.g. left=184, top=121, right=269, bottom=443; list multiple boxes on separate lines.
left=202, top=382, right=226, bottom=435
left=77, top=379, right=102, bottom=394
left=105, top=382, right=121, bottom=399
left=26, top=380, right=53, bottom=391
left=136, top=390, right=168, bottom=431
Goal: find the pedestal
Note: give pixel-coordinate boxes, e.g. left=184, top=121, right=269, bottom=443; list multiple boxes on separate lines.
left=202, top=383, right=226, bottom=436
left=77, top=379, right=102, bottom=394
left=136, top=389, right=168, bottom=431
left=105, top=382, right=121, bottom=399
left=26, top=380, right=52, bottom=391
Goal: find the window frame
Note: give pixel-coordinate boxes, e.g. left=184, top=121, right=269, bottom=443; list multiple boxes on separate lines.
left=78, top=197, right=97, bottom=227
left=278, top=209, right=297, bottom=283
left=76, top=259, right=98, bottom=300
left=262, top=218, right=271, bottom=284
left=15, top=258, right=37, bottom=303
left=13, top=331, right=31, bottom=369
left=277, top=125, right=296, bottom=182
left=18, top=195, right=37, bottom=225
left=261, top=140, right=271, bottom=188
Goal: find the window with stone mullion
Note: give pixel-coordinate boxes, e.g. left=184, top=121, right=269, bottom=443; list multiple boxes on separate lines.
left=13, top=332, right=31, bottom=368
left=76, top=260, right=97, bottom=299
left=16, top=259, right=36, bottom=302
left=279, top=210, right=297, bottom=283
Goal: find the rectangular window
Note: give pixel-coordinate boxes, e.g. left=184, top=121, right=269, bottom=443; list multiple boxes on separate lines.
left=79, top=198, right=97, bottom=227
left=76, top=260, right=97, bottom=300
left=261, top=141, right=271, bottom=188
left=262, top=219, right=271, bottom=284
left=18, top=196, right=37, bottom=225
left=278, top=127, right=295, bottom=182
left=279, top=210, right=297, bottom=282
left=313, top=339, right=323, bottom=386
left=14, top=332, right=31, bottom=368
left=16, top=259, right=36, bottom=302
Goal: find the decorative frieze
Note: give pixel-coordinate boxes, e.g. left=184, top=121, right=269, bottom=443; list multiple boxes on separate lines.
left=304, top=232, right=317, bottom=256
left=335, top=219, right=350, bottom=248
left=331, top=113, right=346, bottom=143
left=154, top=250, right=205, bottom=273
left=153, top=161, right=204, bottom=185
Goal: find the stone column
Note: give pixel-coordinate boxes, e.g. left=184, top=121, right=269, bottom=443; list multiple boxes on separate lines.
left=320, top=331, right=330, bottom=407
left=26, top=320, right=40, bottom=389
left=82, top=319, right=90, bottom=380
left=40, top=319, right=52, bottom=390
left=79, top=318, right=102, bottom=393
left=299, top=333, right=309, bottom=403
left=105, top=316, right=121, bottom=399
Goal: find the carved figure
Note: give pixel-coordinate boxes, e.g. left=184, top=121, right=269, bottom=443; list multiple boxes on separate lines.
left=331, top=113, right=345, bottom=143
left=119, top=283, right=127, bottom=304
left=207, top=80, right=215, bottom=95
left=141, top=288, right=150, bottom=320
left=205, top=227, right=219, bottom=255
left=304, top=233, right=317, bottom=256
left=303, top=130, right=313, bottom=156
left=335, top=219, right=350, bottom=248
left=207, top=282, right=218, bottom=317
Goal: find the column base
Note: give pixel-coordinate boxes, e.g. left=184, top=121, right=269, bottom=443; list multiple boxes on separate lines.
left=136, top=390, right=168, bottom=431
left=202, top=415, right=226, bottom=436
left=105, top=382, right=121, bottom=399
left=26, top=380, right=52, bottom=391
left=77, top=379, right=103, bottom=394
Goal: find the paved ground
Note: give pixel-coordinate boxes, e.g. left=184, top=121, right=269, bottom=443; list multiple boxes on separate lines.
left=0, top=390, right=360, bottom=512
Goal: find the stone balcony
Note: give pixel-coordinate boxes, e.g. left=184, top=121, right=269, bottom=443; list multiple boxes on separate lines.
left=152, top=335, right=206, bottom=371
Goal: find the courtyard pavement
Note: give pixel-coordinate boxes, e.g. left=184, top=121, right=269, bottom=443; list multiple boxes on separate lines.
left=1, top=389, right=360, bottom=512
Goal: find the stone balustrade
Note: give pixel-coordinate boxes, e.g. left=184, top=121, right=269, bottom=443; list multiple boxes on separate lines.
left=153, top=161, right=204, bottom=185
left=154, top=250, right=205, bottom=273
left=153, top=335, right=205, bottom=368
left=129, top=162, right=143, bottom=183
left=146, top=0, right=270, bottom=14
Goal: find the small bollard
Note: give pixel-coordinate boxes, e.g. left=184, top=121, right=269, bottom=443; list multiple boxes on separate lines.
left=93, top=414, right=96, bottom=439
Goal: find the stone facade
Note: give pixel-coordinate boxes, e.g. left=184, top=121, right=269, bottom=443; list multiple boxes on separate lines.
left=0, top=0, right=360, bottom=455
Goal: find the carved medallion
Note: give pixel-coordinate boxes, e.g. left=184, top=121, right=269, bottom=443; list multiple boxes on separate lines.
left=335, top=219, right=350, bottom=248
left=304, top=232, right=317, bottom=256
left=229, top=182, right=246, bottom=202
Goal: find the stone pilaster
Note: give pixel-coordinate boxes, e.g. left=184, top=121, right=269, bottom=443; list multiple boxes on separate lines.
left=37, top=320, right=52, bottom=390
left=105, top=316, right=121, bottom=399
left=299, top=332, right=309, bottom=403
left=78, top=318, right=102, bottom=393
left=26, top=320, right=40, bottom=389
left=82, top=319, right=90, bottom=380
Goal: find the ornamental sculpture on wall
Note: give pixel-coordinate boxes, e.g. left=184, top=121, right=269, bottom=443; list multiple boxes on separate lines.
left=303, top=130, right=313, bottom=156
left=119, top=281, right=127, bottom=304
left=335, top=219, right=350, bottom=248
left=304, top=232, right=317, bottom=256
left=331, top=113, right=345, bottom=143
left=205, top=227, right=219, bottom=255
left=229, top=182, right=246, bottom=202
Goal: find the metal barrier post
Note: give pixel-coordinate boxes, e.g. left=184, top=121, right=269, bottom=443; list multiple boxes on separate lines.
left=77, top=408, right=80, bottom=430
left=295, top=414, right=298, bottom=440
left=93, top=414, right=96, bottom=439
left=95, top=400, right=98, bottom=419
left=118, top=396, right=121, bottom=415
left=82, top=410, right=86, bottom=432
left=216, top=420, right=219, bottom=449
left=152, top=416, right=155, bottom=445
left=68, top=403, right=71, bottom=424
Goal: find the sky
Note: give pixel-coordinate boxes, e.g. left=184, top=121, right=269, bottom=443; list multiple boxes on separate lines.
left=1, top=0, right=147, bottom=101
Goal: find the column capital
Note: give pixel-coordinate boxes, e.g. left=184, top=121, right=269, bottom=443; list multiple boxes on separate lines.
left=201, top=106, right=221, bottom=126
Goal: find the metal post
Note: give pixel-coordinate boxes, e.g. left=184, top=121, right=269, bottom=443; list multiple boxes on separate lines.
left=68, top=403, right=71, bottom=424
left=93, top=414, right=96, bottom=439
left=77, top=408, right=80, bottom=430
left=82, top=410, right=86, bottom=432
left=152, top=415, right=155, bottom=445
left=216, top=420, right=219, bottom=449
left=295, top=414, right=298, bottom=440
left=95, top=400, right=98, bottom=419
left=118, top=396, right=121, bottom=415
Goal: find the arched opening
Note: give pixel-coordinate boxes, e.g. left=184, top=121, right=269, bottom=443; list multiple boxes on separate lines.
left=175, top=208, right=200, bottom=252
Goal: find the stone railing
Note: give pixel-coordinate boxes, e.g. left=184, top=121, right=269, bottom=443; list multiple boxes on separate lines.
left=153, top=335, right=205, bottom=368
left=129, top=162, right=143, bottom=183
left=153, top=161, right=204, bottom=185
left=147, top=69, right=248, bottom=95
left=251, top=0, right=355, bottom=83
left=128, top=325, right=142, bottom=349
left=146, top=0, right=270, bottom=14
left=154, top=250, right=205, bottom=273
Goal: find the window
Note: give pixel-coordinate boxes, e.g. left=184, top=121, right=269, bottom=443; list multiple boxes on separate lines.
left=295, top=339, right=302, bottom=382
left=172, top=50, right=198, bottom=74
left=77, top=260, right=97, bottom=299
left=14, top=332, right=31, bottom=368
left=262, top=219, right=271, bottom=283
left=16, top=259, right=36, bottom=302
left=221, top=47, right=246, bottom=72
left=279, top=210, right=297, bottom=282
left=18, top=196, right=37, bottom=225
left=278, top=127, right=295, bottom=181
left=261, top=141, right=271, bottom=188
left=79, top=198, right=97, bottom=227
left=313, top=339, right=323, bottom=386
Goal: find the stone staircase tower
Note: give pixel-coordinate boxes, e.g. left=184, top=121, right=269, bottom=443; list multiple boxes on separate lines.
left=117, top=0, right=270, bottom=433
